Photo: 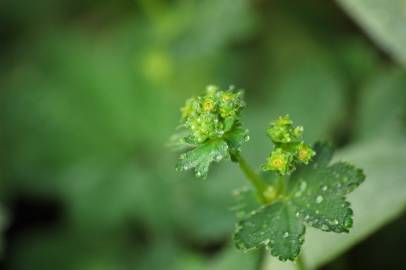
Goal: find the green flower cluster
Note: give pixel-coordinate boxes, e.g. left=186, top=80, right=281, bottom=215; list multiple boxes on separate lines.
left=180, top=85, right=245, bottom=144
left=262, top=115, right=315, bottom=175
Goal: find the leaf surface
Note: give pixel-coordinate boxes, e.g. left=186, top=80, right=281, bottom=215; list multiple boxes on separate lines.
left=176, top=140, right=230, bottom=178
left=234, top=201, right=305, bottom=261
left=264, top=140, right=406, bottom=269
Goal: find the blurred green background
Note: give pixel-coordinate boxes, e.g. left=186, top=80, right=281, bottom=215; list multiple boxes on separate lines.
left=0, top=0, right=405, bottom=269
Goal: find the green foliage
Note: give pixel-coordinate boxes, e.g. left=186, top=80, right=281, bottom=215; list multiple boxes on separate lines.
left=176, top=140, right=230, bottom=178
left=173, top=89, right=365, bottom=262
left=355, top=68, right=406, bottom=141
left=288, top=143, right=364, bottom=233
left=265, top=140, right=406, bottom=270
left=174, top=86, right=249, bottom=178
left=3, top=0, right=406, bottom=269
left=234, top=201, right=305, bottom=261
left=232, top=143, right=364, bottom=261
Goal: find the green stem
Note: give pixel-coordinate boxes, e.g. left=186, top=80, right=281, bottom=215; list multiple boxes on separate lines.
left=296, top=254, right=308, bottom=270
left=237, top=154, right=267, bottom=202
left=276, top=175, right=286, bottom=195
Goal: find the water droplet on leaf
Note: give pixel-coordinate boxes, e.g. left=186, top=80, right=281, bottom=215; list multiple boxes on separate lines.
left=300, top=181, right=307, bottom=192
left=321, top=224, right=329, bottom=231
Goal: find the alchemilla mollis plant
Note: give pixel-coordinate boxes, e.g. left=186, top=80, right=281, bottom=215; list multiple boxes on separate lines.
left=171, top=85, right=365, bottom=264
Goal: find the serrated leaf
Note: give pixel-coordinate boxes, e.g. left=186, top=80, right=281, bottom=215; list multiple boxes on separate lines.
left=176, top=140, right=230, bottom=178
left=355, top=69, right=406, bottom=140
left=288, top=143, right=365, bottom=233
left=290, top=180, right=354, bottom=233
left=231, top=142, right=364, bottom=261
left=232, top=187, right=260, bottom=220
left=264, top=140, right=406, bottom=270
left=310, top=142, right=334, bottom=168
left=326, top=162, right=365, bottom=194
left=224, top=126, right=249, bottom=158
left=234, top=201, right=305, bottom=261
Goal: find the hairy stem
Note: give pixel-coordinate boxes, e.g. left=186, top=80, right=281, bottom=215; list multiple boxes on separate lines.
left=237, top=154, right=267, bottom=202
left=296, top=254, right=308, bottom=270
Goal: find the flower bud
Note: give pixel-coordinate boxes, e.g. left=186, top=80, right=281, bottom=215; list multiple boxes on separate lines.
left=179, top=85, right=245, bottom=144
left=263, top=115, right=315, bottom=175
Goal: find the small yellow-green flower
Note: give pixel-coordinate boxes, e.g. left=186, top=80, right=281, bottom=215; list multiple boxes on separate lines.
left=297, top=142, right=315, bottom=164
left=267, top=115, right=303, bottom=143
left=202, top=97, right=215, bottom=112
left=179, top=85, right=245, bottom=144
left=263, top=115, right=315, bottom=175
left=263, top=148, right=291, bottom=175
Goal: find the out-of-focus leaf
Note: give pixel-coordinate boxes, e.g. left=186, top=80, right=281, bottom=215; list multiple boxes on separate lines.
left=337, top=0, right=406, bottom=67
left=137, top=241, right=258, bottom=270
left=264, top=140, right=406, bottom=269
left=61, top=162, right=174, bottom=231
left=335, top=37, right=381, bottom=83
left=172, top=161, right=243, bottom=242
left=355, top=68, right=406, bottom=141
left=7, top=228, right=139, bottom=270
left=209, top=244, right=258, bottom=270
left=170, top=0, right=255, bottom=57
